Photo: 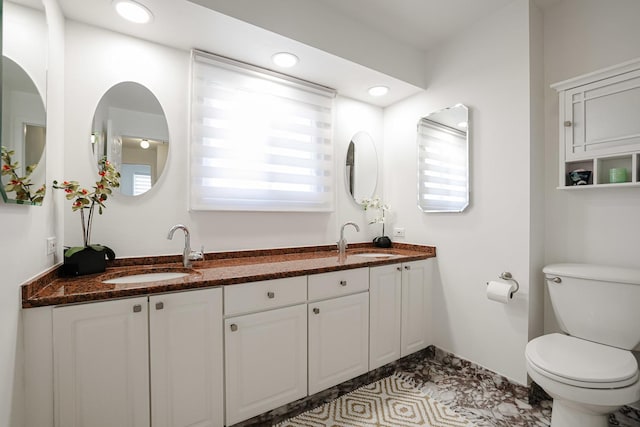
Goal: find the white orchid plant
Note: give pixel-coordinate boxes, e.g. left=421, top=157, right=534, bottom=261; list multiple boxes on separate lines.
left=361, top=195, right=390, bottom=236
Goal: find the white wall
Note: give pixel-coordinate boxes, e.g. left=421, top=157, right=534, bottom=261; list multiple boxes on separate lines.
left=542, top=0, right=640, bottom=332
left=383, top=0, right=538, bottom=384
left=0, top=1, right=64, bottom=426
left=63, top=21, right=383, bottom=257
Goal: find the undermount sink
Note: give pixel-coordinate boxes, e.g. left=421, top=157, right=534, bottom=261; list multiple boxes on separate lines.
left=102, top=271, right=191, bottom=284
left=352, top=253, right=396, bottom=258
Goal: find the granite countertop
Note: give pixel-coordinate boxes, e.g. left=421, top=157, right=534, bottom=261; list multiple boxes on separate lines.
left=21, top=242, right=435, bottom=308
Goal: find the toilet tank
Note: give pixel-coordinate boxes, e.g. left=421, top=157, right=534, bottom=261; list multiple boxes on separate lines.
left=543, top=263, right=640, bottom=350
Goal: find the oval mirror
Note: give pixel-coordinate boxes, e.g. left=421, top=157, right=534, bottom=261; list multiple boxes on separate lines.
left=417, top=103, right=470, bottom=213
left=91, top=82, right=169, bottom=197
left=345, top=131, right=378, bottom=204
left=1, top=56, right=47, bottom=205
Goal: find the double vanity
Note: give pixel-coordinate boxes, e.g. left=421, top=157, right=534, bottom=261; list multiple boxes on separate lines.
left=22, top=243, right=435, bottom=427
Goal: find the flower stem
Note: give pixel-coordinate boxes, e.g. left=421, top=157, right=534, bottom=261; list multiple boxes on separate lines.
left=86, top=203, right=95, bottom=246
left=80, top=208, right=88, bottom=247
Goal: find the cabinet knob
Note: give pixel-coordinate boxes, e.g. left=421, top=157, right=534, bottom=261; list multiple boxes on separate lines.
left=396, top=266, right=402, bottom=271
left=133, top=304, right=142, bottom=313
left=155, top=302, right=164, bottom=310
left=404, top=265, right=411, bottom=270
left=339, top=280, right=347, bottom=286
left=267, top=291, right=275, bottom=299
left=230, top=324, right=238, bottom=332
left=313, top=307, right=320, bottom=314
left=564, top=120, right=572, bottom=127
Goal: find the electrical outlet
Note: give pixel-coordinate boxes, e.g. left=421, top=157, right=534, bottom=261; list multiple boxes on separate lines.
left=392, top=227, right=405, bottom=237
left=46, top=237, right=57, bottom=255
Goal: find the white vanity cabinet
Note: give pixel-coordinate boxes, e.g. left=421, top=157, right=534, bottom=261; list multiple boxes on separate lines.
left=52, top=288, right=223, bottom=427
left=32, top=255, right=434, bottom=427
left=369, top=259, right=432, bottom=370
left=553, top=58, right=640, bottom=188
left=223, top=277, right=307, bottom=426
left=307, top=268, right=370, bottom=395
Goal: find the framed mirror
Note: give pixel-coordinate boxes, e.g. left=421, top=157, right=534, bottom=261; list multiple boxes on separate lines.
left=1, top=56, right=47, bottom=205
left=345, top=131, right=378, bottom=204
left=417, top=104, right=469, bottom=213
left=91, top=82, right=169, bottom=197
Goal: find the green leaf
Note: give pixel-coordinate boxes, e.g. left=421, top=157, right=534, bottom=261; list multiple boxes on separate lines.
left=64, top=246, right=87, bottom=258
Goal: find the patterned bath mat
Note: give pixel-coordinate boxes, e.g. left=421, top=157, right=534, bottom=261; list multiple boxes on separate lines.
left=275, top=373, right=477, bottom=427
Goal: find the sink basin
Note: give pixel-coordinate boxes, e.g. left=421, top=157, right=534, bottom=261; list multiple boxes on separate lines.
left=103, top=271, right=191, bottom=284
left=353, top=253, right=396, bottom=258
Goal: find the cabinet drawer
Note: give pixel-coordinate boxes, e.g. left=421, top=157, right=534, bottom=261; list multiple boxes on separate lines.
left=308, top=268, right=369, bottom=301
left=224, top=276, right=307, bottom=315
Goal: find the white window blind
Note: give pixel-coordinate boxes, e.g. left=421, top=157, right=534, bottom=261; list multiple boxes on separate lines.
left=190, top=51, right=336, bottom=211
left=417, top=119, right=469, bottom=212
left=133, top=173, right=152, bottom=196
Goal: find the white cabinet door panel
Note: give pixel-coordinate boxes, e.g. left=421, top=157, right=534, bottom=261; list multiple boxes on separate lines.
left=150, top=288, right=223, bottom=427
left=53, top=297, right=149, bottom=427
left=308, top=291, right=369, bottom=395
left=225, top=304, right=307, bottom=425
left=401, top=260, right=431, bottom=357
left=369, top=264, right=402, bottom=370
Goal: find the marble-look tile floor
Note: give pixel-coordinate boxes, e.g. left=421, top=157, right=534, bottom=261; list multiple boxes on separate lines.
left=244, top=346, right=640, bottom=427
left=395, top=348, right=640, bottom=427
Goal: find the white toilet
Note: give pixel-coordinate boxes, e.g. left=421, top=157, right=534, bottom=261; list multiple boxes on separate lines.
left=525, top=263, right=640, bottom=427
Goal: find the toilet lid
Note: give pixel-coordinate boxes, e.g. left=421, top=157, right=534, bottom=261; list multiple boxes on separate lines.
left=526, top=334, right=639, bottom=388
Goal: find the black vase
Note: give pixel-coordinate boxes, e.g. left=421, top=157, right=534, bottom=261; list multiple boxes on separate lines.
left=63, top=246, right=107, bottom=276
left=373, top=236, right=392, bottom=248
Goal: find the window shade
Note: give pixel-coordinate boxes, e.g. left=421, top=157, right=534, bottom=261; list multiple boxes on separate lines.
left=190, top=51, right=336, bottom=211
left=417, top=119, right=469, bottom=212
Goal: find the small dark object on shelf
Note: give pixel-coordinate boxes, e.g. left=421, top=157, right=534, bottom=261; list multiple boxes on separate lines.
left=568, top=169, right=591, bottom=186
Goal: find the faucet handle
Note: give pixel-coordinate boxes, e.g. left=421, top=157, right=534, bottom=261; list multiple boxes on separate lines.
left=188, top=246, right=205, bottom=261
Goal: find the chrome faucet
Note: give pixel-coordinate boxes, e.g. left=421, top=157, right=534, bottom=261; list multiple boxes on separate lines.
left=338, top=221, right=360, bottom=259
left=167, top=224, right=204, bottom=268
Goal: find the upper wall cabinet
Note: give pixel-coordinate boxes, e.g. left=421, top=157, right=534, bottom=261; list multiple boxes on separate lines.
left=553, top=58, right=640, bottom=188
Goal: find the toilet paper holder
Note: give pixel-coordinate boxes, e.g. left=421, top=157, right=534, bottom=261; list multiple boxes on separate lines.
left=496, top=271, right=520, bottom=297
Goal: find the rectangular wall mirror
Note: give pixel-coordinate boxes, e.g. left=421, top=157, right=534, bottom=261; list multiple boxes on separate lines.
left=417, top=103, right=469, bottom=213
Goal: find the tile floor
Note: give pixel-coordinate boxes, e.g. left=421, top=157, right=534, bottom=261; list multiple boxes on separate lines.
left=395, top=347, right=640, bottom=427
left=232, top=346, right=640, bottom=427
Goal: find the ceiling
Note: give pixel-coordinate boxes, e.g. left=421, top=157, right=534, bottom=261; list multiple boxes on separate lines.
left=21, top=0, right=560, bottom=107
left=317, top=0, right=561, bottom=51
left=300, top=0, right=515, bottom=52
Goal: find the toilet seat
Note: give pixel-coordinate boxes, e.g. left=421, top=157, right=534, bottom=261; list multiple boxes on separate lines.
left=525, top=333, right=639, bottom=389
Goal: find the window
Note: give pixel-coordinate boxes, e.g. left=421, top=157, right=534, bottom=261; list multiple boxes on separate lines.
left=120, top=164, right=152, bottom=196
left=189, top=51, right=336, bottom=211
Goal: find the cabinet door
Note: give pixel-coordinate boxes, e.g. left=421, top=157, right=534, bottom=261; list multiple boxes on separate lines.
left=308, top=291, right=369, bottom=395
left=369, top=264, right=402, bottom=370
left=53, top=297, right=150, bottom=427
left=401, top=259, right=432, bottom=357
left=150, top=288, right=223, bottom=427
left=564, top=69, right=640, bottom=161
left=225, top=304, right=307, bottom=426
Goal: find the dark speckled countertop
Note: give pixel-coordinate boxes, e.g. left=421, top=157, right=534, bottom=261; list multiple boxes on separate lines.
left=21, top=242, right=435, bottom=308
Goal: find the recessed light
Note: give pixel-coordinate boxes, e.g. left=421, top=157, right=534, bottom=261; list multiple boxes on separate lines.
left=113, top=0, right=153, bottom=24
left=368, top=86, right=389, bottom=97
left=271, top=52, right=299, bottom=68
left=140, top=139, right=150, bottom=149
